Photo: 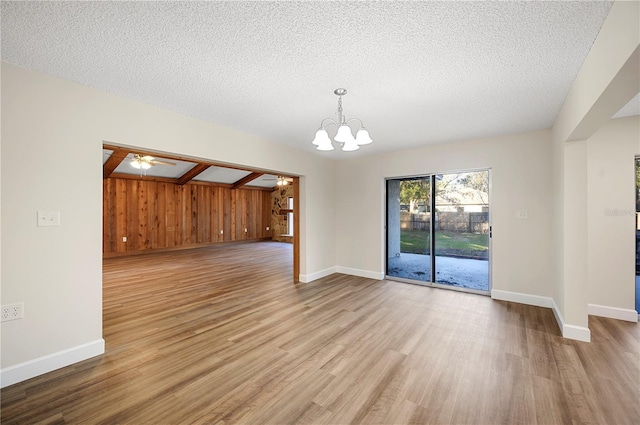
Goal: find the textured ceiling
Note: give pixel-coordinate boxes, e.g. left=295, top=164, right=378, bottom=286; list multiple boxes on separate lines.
left=2, top=1, right=626, bottom=158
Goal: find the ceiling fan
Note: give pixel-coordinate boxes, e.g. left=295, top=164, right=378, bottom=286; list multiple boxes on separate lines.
left=264, top=176, right=293, bottom=186
left=130, top=154, right=176, bottom=170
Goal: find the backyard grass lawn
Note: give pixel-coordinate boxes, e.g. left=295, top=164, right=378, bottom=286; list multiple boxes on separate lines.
left=401, top=229, right=488, bottom=259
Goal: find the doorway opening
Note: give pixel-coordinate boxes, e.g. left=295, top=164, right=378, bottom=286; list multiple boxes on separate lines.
left=102, top=143, right=300, bottom=281
left=386, top=170, right=490, bottom=294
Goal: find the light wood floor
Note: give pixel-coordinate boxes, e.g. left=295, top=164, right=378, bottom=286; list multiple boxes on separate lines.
left=2, top=242, right=639, bottom=424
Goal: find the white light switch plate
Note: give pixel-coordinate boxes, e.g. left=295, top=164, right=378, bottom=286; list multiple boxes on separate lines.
left=37, top=211, right=61, bottom=227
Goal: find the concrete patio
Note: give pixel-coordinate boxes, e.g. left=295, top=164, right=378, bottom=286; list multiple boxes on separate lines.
left=387, top=253, right=489, bottom=291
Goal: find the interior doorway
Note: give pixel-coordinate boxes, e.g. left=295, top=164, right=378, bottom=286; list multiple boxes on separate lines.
left=102, top=143, right=300, bottom=281
left=386, top=170, right=491, bottom=294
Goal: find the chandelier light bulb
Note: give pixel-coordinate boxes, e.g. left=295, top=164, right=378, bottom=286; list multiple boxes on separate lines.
left=312, top=129, right=331, bottom=146
left=334, top=124, right=355, bottom=144
left=355, top=128, right=373, bottom=145
left=342, top=140, right=360, bottom=151
left=316, top=140, right=335, bottom=151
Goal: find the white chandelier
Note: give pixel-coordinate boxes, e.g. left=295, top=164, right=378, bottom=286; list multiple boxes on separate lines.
left=311, top=88, right=372, bottom=151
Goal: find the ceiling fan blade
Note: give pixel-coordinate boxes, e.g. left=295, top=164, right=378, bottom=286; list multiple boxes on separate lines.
left=150, top=160, right=176, bottom=166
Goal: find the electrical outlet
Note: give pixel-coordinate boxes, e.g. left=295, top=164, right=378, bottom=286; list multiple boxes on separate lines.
left=220, top=230, right=224, bottom=235
left=122, top=236, right=127, bottom=242
left=1, top=303, right=24, bottom=322
left=244, top=228, right=248, bottom=233
left=266, top=226, right=269, bottom=231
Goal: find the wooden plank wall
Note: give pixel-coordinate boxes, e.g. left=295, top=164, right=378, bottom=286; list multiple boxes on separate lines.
left=103, top=178, right=272, bottom=255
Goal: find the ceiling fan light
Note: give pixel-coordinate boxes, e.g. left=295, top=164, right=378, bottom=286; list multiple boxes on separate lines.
left=140, top=161, right=151, bottom=170
left=355, top=128, right=372, bottom=145
left=131, top=160, right=142, bottom=169
left=334, top=124, right=355, bottom=143
left=312, top=129, right=330, bottom=146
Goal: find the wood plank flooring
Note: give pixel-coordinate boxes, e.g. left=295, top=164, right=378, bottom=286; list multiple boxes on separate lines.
left=1, top=241, right=639, bottom=424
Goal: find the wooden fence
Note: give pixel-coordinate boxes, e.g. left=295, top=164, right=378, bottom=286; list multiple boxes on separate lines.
left=400, top=211, right=489, bottom=233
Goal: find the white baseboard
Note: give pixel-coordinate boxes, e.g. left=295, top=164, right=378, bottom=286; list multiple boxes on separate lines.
left=561, top=324, right=592, bottom=342
left=491, top=289, right=553, bottom=308
left=299, top=267, right=337, bottom=283
left=300, top=266, right=384, bottom=283
left=335, top=266, right=384, bottom=281
left=550, top=298, right=591, bottom=342
left=491, top=289, right=590, bottom=342
left=0, top=339, right=105, bottom=388
left=588, top=303, right=639, bottom=322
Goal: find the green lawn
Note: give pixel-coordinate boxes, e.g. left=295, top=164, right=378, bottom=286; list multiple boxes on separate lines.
left=400, top=229, right=488, bottom=259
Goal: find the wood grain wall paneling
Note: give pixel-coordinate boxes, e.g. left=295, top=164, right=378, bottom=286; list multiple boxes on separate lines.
left=103, top=180, right=114, bottom=253
left=115, top=179, right=127, bottom=253
left=190, top=185, right=198, bottom=245
left=223, top=188, right=231, bottom=242
left=149, top=181, right=159, bottom=249
left=127, top=181, right=139, bottom=250
left=157, top=183, right=167, bottom=249
left=138, top=181, right=148, bottom=250
left=103, top=178, right=272, bottom=255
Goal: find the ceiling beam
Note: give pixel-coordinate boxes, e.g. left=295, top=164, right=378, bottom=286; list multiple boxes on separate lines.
left=232, top=172, right=264, bottom=189
left=102, top=143, right=288, bottom=190
left=103, top=143, right=256, bottom=174
left=109, top=173, right=178, bottom=184
left=103, top=148, right=130, bottom=179
left=177, top=163, right=210, bottom=185
left=107, top=173, right=272, bottom=191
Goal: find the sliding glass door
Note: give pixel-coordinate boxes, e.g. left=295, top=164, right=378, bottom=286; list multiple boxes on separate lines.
left=386, top=177, right=431, bottom=282
left=386, top=170, right=490, bottom=293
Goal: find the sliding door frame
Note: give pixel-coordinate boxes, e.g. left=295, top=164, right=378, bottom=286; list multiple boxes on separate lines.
left=385, top=167, right=493, bottom=295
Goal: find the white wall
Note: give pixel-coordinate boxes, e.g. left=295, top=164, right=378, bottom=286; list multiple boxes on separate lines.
left=587, top=115, right=640, bottom=313
left=0, top=63, right=336, bottom=385
left=549, top=1, right=639, bottom=339
left=335, top=129, right=555, bottom=298
left=551, top=115, right=565, bottom=325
